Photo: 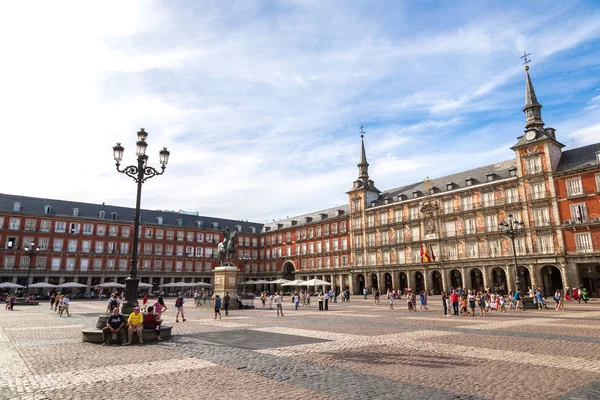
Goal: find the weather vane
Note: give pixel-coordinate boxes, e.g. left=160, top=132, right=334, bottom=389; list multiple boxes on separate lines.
left=360, top=124, right=365, bottom=139
left=521, top=52, right=531, bottom=70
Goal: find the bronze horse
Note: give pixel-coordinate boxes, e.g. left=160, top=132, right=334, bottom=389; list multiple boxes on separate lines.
left=217, top=230, right=237, bottom=264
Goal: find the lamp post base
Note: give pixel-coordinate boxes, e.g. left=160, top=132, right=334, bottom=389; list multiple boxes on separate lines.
left=122, top=276, right=140, bottom=315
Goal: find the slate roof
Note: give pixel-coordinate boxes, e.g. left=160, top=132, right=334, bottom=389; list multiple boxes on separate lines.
left=380, top=159, right=517, bottom=202
left=262, top=204, right=349, bottom=232
left=556, top=143, right=600, bottom=173
left=0, top=193, right=263, bottom=234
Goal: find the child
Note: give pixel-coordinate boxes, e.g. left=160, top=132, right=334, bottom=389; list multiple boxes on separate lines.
left=499, top=295, right=506, bottom=312
left=446, top=295, right=452, bottom=317
left=460, top=296, right=468, bottom=316
left=294, top=292, right=300, bottom=310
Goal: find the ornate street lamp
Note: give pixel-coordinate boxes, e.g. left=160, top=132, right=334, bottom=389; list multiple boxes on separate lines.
left=238, top=252, right=251, bottom=293
left=23, top=241, right=39, bottom=296
left=499, top=213, right=524, bottom=293
left=113, top=128, right=170, bottom=314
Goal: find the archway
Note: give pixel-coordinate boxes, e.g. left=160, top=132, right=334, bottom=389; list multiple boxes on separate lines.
left=384, top=273, right=393, bottom=291
left=450, top=269, right=462, bottom=290
left=282, top=261, right=295, bottom=281
left=355, top=274, right=365, bottom=295
left=430, top=270, right=443, bottom=294
left=541, top=265, right=563, bottom=296
left=470, top=268, right=484, bottom=292
left=492, top=267, right=507, bottom=294
left=371, top=273, right=379, bottom=292
left=414, top=271, right=425, bottom=292
left=398, top=272, right=408, bottom=293
left=517, top=266, right=532, bottom=291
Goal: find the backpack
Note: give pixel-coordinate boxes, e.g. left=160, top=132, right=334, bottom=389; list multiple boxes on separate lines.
left=175, top=298, right=182, bottom=307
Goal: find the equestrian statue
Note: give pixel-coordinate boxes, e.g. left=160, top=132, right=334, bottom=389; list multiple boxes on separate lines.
left=217, top=227, right=237, bottom=264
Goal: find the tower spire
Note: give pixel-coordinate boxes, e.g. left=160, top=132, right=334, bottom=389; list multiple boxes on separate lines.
left=357, top=125, right=369, bottom=182
left=521, top=52, right=544, bottom=129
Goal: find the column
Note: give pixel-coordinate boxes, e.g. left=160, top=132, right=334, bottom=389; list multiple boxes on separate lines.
left=406, top=270, right=413, bottom=290
left=423, top=270, right=430, bottom=293
left=441, top=268, right=449, bottom=293
left=505, top=264, right=514, bottom=293
left=347, top=273, right=354, bottom=294
left=391, top=272, right=399, bottom=292
left=530, top=263, right=540, bottom=290
left=461, top=267, right=469, bottom=290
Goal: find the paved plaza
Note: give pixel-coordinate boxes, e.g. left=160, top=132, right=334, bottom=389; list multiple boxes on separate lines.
left=1, top=297, right=600, bottom=400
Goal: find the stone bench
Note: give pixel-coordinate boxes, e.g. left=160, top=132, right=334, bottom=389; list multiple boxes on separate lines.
left=81, top=314, right=172, bottom=343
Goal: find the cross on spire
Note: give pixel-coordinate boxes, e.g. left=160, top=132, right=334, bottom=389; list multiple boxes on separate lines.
left=521, top=52, right=531, bottom=70
left=360, top=124, right=365, bottom=139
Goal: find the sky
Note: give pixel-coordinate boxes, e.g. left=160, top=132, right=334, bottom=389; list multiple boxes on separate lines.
left=1, top=1, right=600, bottom=223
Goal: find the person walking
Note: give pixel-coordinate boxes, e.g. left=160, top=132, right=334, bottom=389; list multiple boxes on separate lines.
left=274, top=292, right=284, bottom=316
left=451, top=290, right=460, bottom=316
left=153, top=296, right=167, bottom=319
left=50, top=293, right=56, bottom=310
left=318, top=292, right=324, bottom=311
left=406, top=290, right=413, bottom=311
left=514, top=289, right=523, bottom=311
left=59, top=296, right=71, bottom=317
left=294, top=292, right=300, bottom=310
left=441, top=291, right=448, bottom=316
left=419, top=291, right=428, bottom=311
left=223, top=292, right=230, bottom=316
left=175, top=293, right=186, bottom=322
left=214, top=295, right=222, bottom=319
left=324, top=291, right=329, bottom=311
left=387, top=290, right=394, bottom=309
left=306, top=292, right=311, bottom=306
left=467, top=290, right=476, bottom=317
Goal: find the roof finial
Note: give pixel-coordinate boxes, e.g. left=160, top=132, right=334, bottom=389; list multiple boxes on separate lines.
left=521, top=51, right=531, bottom=71
left=360, top=124, right=365, bottom=139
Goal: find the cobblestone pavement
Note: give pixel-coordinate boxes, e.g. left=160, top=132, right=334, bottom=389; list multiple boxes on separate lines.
left=1, top=296, right=600, bottom=399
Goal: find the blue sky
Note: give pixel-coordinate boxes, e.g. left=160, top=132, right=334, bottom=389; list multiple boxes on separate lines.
left=1, top=1, right=599, bottom=222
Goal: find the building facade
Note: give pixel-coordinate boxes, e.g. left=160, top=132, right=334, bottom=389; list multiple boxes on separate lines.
left=1, top=66, right=599, bottom=296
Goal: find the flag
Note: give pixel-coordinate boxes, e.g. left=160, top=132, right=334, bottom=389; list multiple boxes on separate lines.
left=429, top=244, right=436, bottom=262
left=420, top=243, right=431, bottom=263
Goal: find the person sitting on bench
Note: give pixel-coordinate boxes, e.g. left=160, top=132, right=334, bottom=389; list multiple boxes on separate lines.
left=102, top=307, right=127, bottom=346
left=144, top=306, right=163, bottom=341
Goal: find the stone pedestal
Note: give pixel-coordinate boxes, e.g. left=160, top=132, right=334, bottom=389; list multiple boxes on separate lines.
left=213, top=265, right=239, bottom=309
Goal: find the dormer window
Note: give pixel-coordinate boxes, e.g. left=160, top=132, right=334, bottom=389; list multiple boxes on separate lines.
left=98, top=210, right=106, bottom=219
left=412, top=191, right=420, bottom=198
left=264, top=226, right=271, bottom=232
left=320, top=213, right=328, bottom=220
left=43, top=205, right=52, bottom=214
left=250, top=226, right=256, bottom=233
left=236, top=225, right=242, bottom=232
left=384, top=198, right=390, bottom=204
left=509, top=168, right=517, bottom=177
left=195, top=221, right=202, bottom=228
left=486, top=174, right=495, bottom=182
left=212, top=222, right=219, bottom=229
left=596, top=151, right=600, bottom=164
left=72, top=208, right=79, bottom=217
left=111, top=212, right=118, bottom=220
left=157, top=216, right=164, bottom=225
left=177, top=218, right=183, bottom=227
left=446, top=183, right=454, bottom=191
left=465, top=178, right=474, bottom=187
left=371, top=200, right=377, bottom=207
left=13, top=202, right=21, bottom=212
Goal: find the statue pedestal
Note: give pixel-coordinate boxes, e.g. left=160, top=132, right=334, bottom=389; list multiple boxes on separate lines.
left=213, top=265, right=239, bottom=309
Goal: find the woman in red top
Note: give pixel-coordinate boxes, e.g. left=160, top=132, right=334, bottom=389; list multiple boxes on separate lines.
left=144, top=306, right=162, bottom=341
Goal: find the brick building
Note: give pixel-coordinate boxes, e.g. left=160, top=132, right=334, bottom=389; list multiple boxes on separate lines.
left=1, top=65, right=598, bottom=297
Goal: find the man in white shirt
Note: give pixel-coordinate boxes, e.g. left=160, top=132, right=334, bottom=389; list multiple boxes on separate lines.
left=324, top=292, right=330, bottom=311
left=274, top=293, right=284, bottom=316
left=59, top=296, right=71, bottom=317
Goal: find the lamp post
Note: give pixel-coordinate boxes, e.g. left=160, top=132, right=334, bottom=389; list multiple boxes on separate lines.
left=23, top=241, right=39, bottom=296
left=113, top=128, right=170, bottom=314
left=239, top=252, right=250, bottom=293
left=499, top=213, right=524, bottom=293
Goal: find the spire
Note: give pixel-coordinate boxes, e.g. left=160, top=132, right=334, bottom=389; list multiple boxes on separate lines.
left=521, top=52, right=544, bottom=129
left=357, top=125, right=369, bottom=182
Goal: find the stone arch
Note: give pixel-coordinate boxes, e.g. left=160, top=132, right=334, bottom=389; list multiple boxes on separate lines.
left=370, top=273, right=379, bottom=292
left=398, top=272, right=408, bottom=293
left=430, top=270, right=443, bottom=294
left=469, top=267, right=484, bottom=292
left=414, top=271, right=425, bottom=292
left=449, top=269, right=462, bottom=290
left=491, top=266, right=508, bottom=294
left=384, top=273, right=393, bottom=291
left=541, top=265, right=563, bottom=296
left=516, top=265, right=532, bottom=292
left=355, top=273, right=365, bottom=295
left=282, top=261, right=296, bottom=281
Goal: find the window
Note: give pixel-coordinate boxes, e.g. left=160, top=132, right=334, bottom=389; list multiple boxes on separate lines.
left=82, top=240, right=91, bottom=253
left=331, top=223, right=338, bottom=234
left=166, top=230, right=174, bottom=240
left=367, top=215, right=375, bottom=227
left=596, top=173, right=600, bottom=192
left=530, top=182, right=545, bottom=200
left=488, top=240, right=500, bottom=257
left=513, top=237, right=526, bottom=256
left=155, top=244, right=163, bottom=255
left=13, top=202, right=21, bottom=212
left=308, top=228, right=313, bottom=239
left=176, top=245, right=184, bottom=256
left=352, top=199, right=360, bottom=213
left=532, top=208, right=550, bottom=227
left=466, top=242, right=478, bottom=258
left=409, top=207, right=419, bottom=220
left=98, top=210, right=106, bottom=219
left=353, top=217, right=361, bottom=230
left=411, top=247, right=421, bottom=263
left=443, top=200, right=453, bottom=214
left=566, top=177, right=584, bottom=197
left=341, top=237, right=348, bottom=250
left=368, top=252, right=376, bottom=266
left=396, top=249, right=406, bottom=264
left=461, top=196, right=473, bottom=211
left=380, top=212, right=388, bottom=225
left=332, top=239, right=339, bottom=251
left=43, top=205, right=52, bottom=214
left=186, top=246, right=194, bottom=256
left=95, top=241, right=104, bottom=253
left=68, top=240, right=78, bottom=252
left=505, top=188, right=518, bottom=204
left=97, top=225, right=106, bottom=236
left=80, top=259, right=89, bottom=271
left=157, top=216, right=163, bottom=225
left=66, top=258, right=76, bottom=271
left=40, top=220, right=50, bottom=232
left=444, top=243, right=458, bottom=260
left=526, top=157, right=542, bottom=174
left=537, top=235, right=554, bottom=254
left=69, top=222, right=80, bottom=234
left=484, top=215, right=497, bottom=232
left=3, top=256, right=15, bottom=269
left=482, top=192, right=495, bottom=207
left=187, top=232, right=194, bottom=242
left=20, top=256, right=29, bottom=269
left=6, top=237, right=17, bottom=250
left=177, top=231, right=185, bottom=241
left=53, top=239, right=63, bottom=252
left=93, top=259, right=102, bottom=271
left=119, top=260, right=128, bottom=271
left=142, top=260, right=151, bottom=271
left=38, top=238, right=49, bottom=250
left=166, top=245, right=173, bottom=256
left=381, top=233, right=389, bottom=245
left=354, top=236, right=361, bottom=248
left=51, top=258, right=61, bottom=271
left=33, top=256, right=45, bottom=269
left=145, top=228, right=153, bottom=238
left=83, top=224, right=93, bottom=235
left=570, top=204, right=588, bottom=224
left=120, top=242, right=129, bottom=254
left=143, top=243, right=152, bottom=255
left=24, top=219, right=36, bottom=231
left=575, top=233, right=593, bottom=253
left=444, top=221, right=456, bottom=237
left=410, top=226, right=420, bottom=241
left=196, top=232, right=204, bottom=242
left=165, top=261, right=172, bottom=271
left=175, top=261, right=183, bottom=272
left=396, top=228, right=404, bottom=243
left=111, top=212, right=118, bottom=221
left=195, top=247, right=203, bottom=257
left=465, top=218, right=476, bottom=235
left=323, top=240, right=330, bottom=252
left=9, top=218, right=21, bottom=230
left=323, top=225, right=329, bottom=235
left=122, top=227, right=130, bottom=238
left=383, top=251, right=390, bottom=265
left=394, top=209, right=403, bottom=223
left=53, top=221, right=65, bottom=233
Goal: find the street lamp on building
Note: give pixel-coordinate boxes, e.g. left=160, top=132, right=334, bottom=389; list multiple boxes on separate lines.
left=499, top=213, right=524, bottom=293
left=239, top=252, right=251, bottom=272
left=113, top=128, right=170, bottom=314
left=23, top=241, right=39, bottom=296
